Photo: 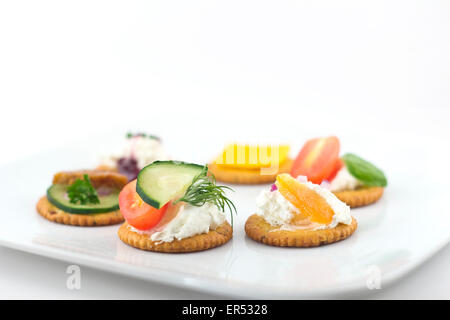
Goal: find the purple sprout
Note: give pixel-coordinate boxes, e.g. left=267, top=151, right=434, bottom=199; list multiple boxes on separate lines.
left=117, top=157, right=140, bottom=181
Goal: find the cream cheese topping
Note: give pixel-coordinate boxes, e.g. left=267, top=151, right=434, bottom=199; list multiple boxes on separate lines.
left=150, top=202, right=225, bottom=243
left=256, top=181, right=351, bottom=230
left=129, top=202, right=226, bottom=243
left=256, top=190, right=298, bottom=226
left=101, top=136, right=169, bottom=169
left=330, top=166, right=362, bottom=192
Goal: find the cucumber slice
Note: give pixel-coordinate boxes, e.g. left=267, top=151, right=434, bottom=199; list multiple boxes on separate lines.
left=136, top=160, right=204, bottom=208
left=47, top=184, right=120, bottom=214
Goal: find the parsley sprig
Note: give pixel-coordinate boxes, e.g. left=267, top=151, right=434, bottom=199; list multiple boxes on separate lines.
left=174, top=166, right=237, bottom=226
left=67, top=174, right=100, bottom=205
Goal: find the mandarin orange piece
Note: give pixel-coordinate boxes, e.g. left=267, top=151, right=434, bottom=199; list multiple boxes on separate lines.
left=275, top=173, right=334, bottom=225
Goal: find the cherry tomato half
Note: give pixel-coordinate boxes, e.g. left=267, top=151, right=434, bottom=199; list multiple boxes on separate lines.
left=327, top=158, right=344, bottom=182
left=290, top=136, right=340, bottom=184
left=119, top=180, right=168, bottom=230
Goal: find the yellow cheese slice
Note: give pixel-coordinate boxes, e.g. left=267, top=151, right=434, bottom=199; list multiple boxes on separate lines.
left=214, top=144, right=290, bottom=169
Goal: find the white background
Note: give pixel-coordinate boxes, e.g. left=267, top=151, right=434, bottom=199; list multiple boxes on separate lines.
left=0, top=0, right=449, bottom=299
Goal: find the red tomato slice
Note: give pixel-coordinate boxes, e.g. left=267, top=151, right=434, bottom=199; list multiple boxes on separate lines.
left=327, top=158, right=344, bottom=182
left=119, top=180, right=168, bottom=230
left=290, top=136, right=340, bottom=184
left=153, top=201, right=185, bottom=232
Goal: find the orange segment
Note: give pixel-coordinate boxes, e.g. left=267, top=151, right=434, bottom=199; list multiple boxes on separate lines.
left=276, top=173, right=334, bottom=225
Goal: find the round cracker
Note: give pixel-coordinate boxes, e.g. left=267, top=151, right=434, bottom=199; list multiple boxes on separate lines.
left=333, top=186, right=383, bottom=208
left=208, top=158, right=293, bottom=184
left=53, top=169, right=127, bottom=189
left=36, top=196, right=124, bottom=226
left=118, top=221, right=232, bottom=253
left=96, top=164, right=119, bottom=172
left=245, top=214, right=357, bottom=247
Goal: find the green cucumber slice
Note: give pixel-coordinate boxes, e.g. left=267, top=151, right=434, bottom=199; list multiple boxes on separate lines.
left=47, top=184, right=120, bottom=214
left=136, top=160, right=204, bottom=209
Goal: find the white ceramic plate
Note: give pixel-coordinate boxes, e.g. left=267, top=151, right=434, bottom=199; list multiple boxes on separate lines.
left=0, top=132, right=448, bottom=299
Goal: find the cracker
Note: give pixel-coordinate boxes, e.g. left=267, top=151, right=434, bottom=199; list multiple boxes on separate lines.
left=333, top=186, right=384, bottom=208
left=208, top=158, right=293, bottom=184
left=118, top=221, right=232, bottom=253
left=53, top=169, right=127, bottom=189
left=36, top=196, right=124, bottom=226
left=245, top=214, right=357, bottom=247
left=96, top=165, right=119, bottom=172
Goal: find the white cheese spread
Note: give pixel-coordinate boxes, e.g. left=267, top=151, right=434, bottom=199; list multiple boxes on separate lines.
left=330, top=167, right=362, bottom=192
left=256, top=180, right=351, bottom=230
left=101, top=135, right=169, bottom=170
left=129, top=202, right=226, bottom=243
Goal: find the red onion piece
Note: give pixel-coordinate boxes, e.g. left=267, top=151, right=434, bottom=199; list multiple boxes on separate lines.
left=117, top=157, right=140, bottom=181
left=97, top=186, right=113, bottom=196
left=320, top=180, right=331, bottom=190
left=270, top=184, right=278, bottom=192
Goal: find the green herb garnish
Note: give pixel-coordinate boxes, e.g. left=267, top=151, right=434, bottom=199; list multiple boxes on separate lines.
left=126, top=132, right=160, bottom=141
left=66, top=174, right=100, bottom=205
left=174, top=165, right=237, bottom=226
left=342, top=153, right=387, bottom=187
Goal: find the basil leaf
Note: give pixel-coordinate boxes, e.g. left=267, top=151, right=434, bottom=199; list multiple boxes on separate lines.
left=342, top=153, right=387, bottom=187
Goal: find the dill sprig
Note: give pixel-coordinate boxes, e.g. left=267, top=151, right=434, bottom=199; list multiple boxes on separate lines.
left=174, top=165, right=237, bottom=226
